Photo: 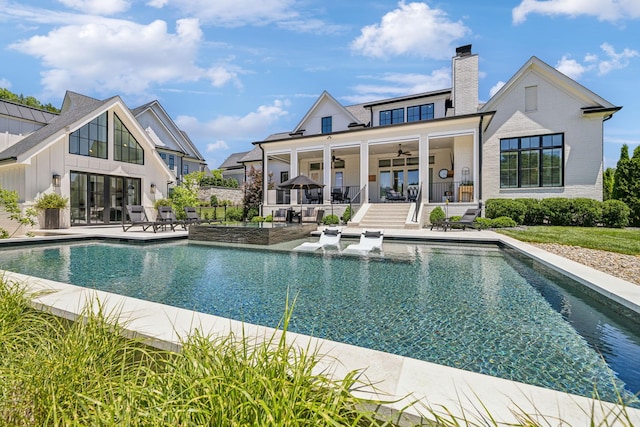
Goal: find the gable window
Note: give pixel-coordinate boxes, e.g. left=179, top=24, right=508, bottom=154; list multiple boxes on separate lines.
left=500, top=133, right=563, bottom=188
left=321, top=116, right=332, bottom=134
left=380, top=108, right=404, bottom=126
left=69, top=112, right=107, bottom=159
left=114, top=114, right=144, bottom=165
left=407, top=104, right=434, bottom=122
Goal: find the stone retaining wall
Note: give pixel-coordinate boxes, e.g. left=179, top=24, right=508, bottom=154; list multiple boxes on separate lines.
left=198, top=186, right=243, bottom=206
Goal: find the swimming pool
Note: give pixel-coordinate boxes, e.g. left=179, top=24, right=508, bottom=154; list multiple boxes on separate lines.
left=1, top=239, right=639, bottom=407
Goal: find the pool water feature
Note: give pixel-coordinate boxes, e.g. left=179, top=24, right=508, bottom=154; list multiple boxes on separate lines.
left=1, top=240, right=639, bottom=407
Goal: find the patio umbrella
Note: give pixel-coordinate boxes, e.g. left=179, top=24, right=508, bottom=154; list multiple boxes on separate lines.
left=278, top=174, right=324, bottom=218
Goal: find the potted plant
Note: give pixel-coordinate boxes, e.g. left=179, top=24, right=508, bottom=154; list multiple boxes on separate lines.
left=34, top=193, right=69, bottom=229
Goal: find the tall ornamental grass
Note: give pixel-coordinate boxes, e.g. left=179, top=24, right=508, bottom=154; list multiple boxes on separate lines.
left=0, top=280, right=393, bottom=426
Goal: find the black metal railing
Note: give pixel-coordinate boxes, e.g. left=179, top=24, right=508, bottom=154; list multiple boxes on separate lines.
left=411, top=183, right=422, bottom=222
left=428, top=181, right=474, bottom=203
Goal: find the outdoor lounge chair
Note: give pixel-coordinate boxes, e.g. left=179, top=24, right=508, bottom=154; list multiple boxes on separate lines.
left=430, top=208, right=482, bottom=231
left=184, top=207, right=217, bottom=226
left=301, top=207, right=317, bottom=223
left=273, top=208, right=287, bottom=222
left=293, top=227, right=342, bottom=251
left=384, top=187, right=405, bottom=202
left=156, top=206, right=186, bottom=231
left=122, top=205, right=159, bottom=233
left=342, top=229, right=384, bottom=255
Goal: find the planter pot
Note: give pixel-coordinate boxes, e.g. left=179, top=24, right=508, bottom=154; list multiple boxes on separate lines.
left=43, top=208, right=61, bottom=229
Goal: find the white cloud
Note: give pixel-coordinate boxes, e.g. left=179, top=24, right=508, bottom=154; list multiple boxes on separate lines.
left=175, top=99, right=289, bottom=141
left=555, top=44, right=638, bottom=79
left=56, top=0, right=130, bottom=15
left=206, top=140, right=230, bottom=152
left=9, top=16, right=241, bottom=96
left=351, top=1, right=470, bottom=59
left=146, top=0, right=168, bottom=7
left=0, top=78, right=12, bottom=89
left=555, top=55, right=589, bottom=79
left=342, top=68, right=451, bottom=104
left=489, top=81, right=505, bottom=98
left=513, top=0, right=640, bottom=24
left=158, top=0, right=297, bottom=27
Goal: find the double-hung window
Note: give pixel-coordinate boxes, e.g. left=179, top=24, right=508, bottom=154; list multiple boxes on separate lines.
left=500, top=133, right=563, bottom=188
left=379, top=108, right=404, bottom=126
left=407, top=104, right=434, bottom=122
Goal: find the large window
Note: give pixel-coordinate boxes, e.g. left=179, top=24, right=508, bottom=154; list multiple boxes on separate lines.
left=114, top=114, right=144, bottom=165
left=380, top=108, right=404, bottom=125
left=407, top=104, right=434, bottom=122
left=500, top=133, right=563, bottom=188
left=69, top=112, right=107, bottom=159
left=321, top=116, right=332, bottom=134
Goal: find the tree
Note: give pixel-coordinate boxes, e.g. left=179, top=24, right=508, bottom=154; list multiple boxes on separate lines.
left=612, top=144, right=640, bottom=226
left=243, top=166, right=263, bottom=220
left=0, top=186, right=36, bottom=237
left=0, top=87, right=60, bottom=113
left=602, top=167, right=615, bottom=201
left=166, top=172, right=203, bottom=219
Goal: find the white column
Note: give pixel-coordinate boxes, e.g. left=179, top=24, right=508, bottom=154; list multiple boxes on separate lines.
left=323, top=148, right=332, bottom=204
left=290, top=150, right=298, bottom=205
left=420, top=134, right=429, bottom=198
left=360, top=141, right=369, bottom=203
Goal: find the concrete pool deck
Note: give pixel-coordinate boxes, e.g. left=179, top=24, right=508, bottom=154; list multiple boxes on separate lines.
left=2, top=225, right=639, bottom=425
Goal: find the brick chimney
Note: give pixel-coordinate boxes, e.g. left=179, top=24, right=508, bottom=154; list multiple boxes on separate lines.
left=451, top=44, right=478, bottom=116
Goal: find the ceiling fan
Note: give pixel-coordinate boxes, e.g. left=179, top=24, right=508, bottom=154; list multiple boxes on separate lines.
left=397, top=144, right=411, bottom=157
left=332, top=151, right=343, bottom=163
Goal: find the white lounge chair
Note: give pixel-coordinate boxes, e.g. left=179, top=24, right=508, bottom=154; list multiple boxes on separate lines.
left=342, top=230, right=384, bottom=255
left=293, top=227, right=342, bottom=251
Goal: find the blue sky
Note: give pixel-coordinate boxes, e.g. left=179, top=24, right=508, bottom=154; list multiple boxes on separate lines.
left=0, top=0, right=638, bottom=170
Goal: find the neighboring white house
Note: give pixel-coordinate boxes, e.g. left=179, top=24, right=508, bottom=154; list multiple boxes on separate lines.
left=0, top=91, right=208, bottom=231
left=226, top=44, right=620, bottom=226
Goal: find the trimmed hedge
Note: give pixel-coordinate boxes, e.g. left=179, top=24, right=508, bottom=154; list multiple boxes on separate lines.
left=429, top=206, right=446, bottom=223
left=485, top=197, right=630, bottom=228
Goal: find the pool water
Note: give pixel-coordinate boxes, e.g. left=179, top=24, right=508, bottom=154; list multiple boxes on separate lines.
left=1, top=240, right=639, bottom=406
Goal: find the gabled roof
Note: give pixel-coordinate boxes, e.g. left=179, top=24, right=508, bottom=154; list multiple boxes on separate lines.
left=480, top=56, right=620, bottom=114
left=239, top=146, right=262, bottom=163
left=0, top=91, right=115, bottom=162
left=219, top=151, right=250, bottom=169
left=131, top=100, right=206, bottom=162
left=292, top=90, right=362, bottom=133
left=0, top=99, right=58, bottom=124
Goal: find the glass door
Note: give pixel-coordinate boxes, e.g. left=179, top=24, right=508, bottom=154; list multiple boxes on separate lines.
left=89, top=175, right=105, bottom=223
left=70, top=172, right=88, bottom=225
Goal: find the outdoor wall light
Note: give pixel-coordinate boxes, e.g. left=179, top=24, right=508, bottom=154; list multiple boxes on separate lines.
left=150, top=183, right=156, bottom=194
left=52, top=174, right=61, bottom=188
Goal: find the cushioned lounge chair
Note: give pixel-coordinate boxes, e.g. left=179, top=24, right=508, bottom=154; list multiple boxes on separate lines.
left=184, top=207, right=218, bottom=225
left=122, top=205, right=159, bottom=233
left=342, top=229, right=384, bottom=255
left=156, top=206, right=186, bottom=231
left=293, top=227, right=342, bottom=251
left=273, top=208, right=287, bottom=222
left=301, top=207, right=317, bottom=223
left=430, top=208, right=482, bottom=231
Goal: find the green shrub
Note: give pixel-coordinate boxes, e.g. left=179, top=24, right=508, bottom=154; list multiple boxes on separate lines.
left=489, top=216, right=517, bottom=228
left=474, top=217, right=492, bottom=229
left=250, top=216, right=264, bottom=222
left=33, top=193, right=68, bottom=210
left=485, top=199, right=526, bottom=224
left=342, top=205, right=352, bottom=223
left=601, top=200, right=630, bottom=228
left=570, top=198, right=602, bottom=227
left=322, top=214, right=339, bottom=225
left=210, top=195, right=218, bottom=206
left=264, top=214, right=273, bottom=222
left=429, top=206, right=446, bottom=223
left=225, top=207, right=243, bottom=222
left=246, top=207, right=259, bottom=220
left=540, top=198, right=573, bottom=226
left=519, top=198, right=545, bottom=225
left=153, top=198, right=173, bottom=208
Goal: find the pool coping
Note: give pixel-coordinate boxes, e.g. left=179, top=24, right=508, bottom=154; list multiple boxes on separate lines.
left=2, top=226, right=639, bottom=425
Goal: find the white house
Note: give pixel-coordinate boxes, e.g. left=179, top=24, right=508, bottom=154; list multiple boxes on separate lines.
left=245, top=45, right=620, bottom=227
left=0, top=91, right=207, bottom=231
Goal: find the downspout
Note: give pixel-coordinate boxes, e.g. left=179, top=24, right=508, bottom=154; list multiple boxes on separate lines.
left=258, top=143, right=265, bottom=217
left=478, top=115, right=483, bottom=210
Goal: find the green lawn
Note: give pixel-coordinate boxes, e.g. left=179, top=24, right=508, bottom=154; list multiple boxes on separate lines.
left=496, top=226, right=640, bottom=256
